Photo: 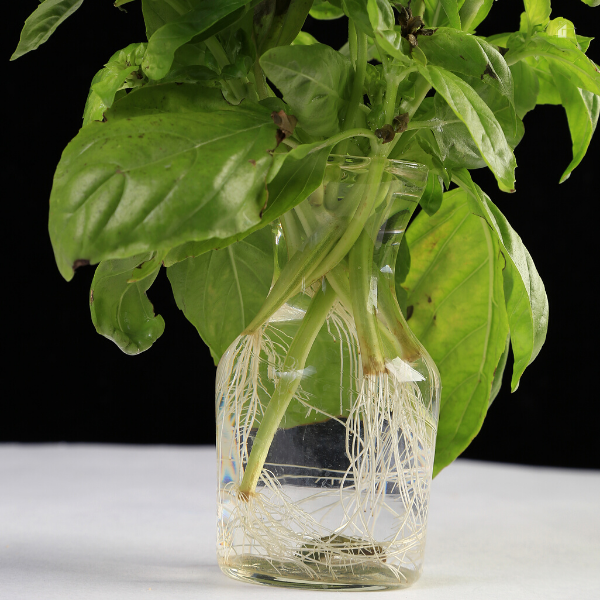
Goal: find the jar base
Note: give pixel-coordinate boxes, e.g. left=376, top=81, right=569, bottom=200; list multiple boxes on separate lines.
left=219, top=555, right=420, bottom=591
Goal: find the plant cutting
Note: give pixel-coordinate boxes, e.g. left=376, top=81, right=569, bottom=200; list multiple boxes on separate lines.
left=12, top=0, right=599, bottom=591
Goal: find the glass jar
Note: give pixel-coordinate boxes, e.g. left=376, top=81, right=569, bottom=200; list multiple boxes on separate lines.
left=216, top=156, right=440, bottom=590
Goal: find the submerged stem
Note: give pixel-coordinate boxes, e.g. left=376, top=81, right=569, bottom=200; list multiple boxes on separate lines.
left=349, top=230, right=386, bottom=375
left=243, top=221, right=346, bottom=334
left=377, top=276, right=421, bottom=363
left=239, top=282, right=337, bottom=497
left=309, top=156, right=386, bottom=282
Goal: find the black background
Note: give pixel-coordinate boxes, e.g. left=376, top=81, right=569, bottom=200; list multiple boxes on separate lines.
left=2, top=2, right=598, bottom=469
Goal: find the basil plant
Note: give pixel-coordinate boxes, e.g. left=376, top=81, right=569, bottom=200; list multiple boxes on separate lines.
left=12, top=0, right=599, bottom=476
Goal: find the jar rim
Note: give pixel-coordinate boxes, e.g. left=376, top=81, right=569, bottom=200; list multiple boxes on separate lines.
left=326, top=154, right=429, bottom=179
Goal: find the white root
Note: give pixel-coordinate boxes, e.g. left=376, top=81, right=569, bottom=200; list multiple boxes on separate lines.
left=216, top=300, right=436, bottom=583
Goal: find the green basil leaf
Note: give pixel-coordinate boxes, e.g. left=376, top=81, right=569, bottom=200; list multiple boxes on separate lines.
left=452, top=169, right=549, bottom=392
left=433, top=73, right=523, bottom=165
left=142, top=0, right=191, bottom=38
left=510, top=60, right=539, bottom=117
left=576, top=35, right=594, bottom=53
left=524, top=57, right=561, bottom=105
left=310, top=0, right=345, bottom=20
left=342, top=0, right=373, bottom=37
left=115, top=0, right=136, bottom=6
left=105, top=82, right=238, bottom=119
left=163, top=141, right=331, bottom=266
left=581, top=0, right=600, bottom=7
left=417, top=64, right=516, bottom=191
left=489, top=334, right=510, bottom=405
left=90, top=253, right=165, bottom=355
left=420, top=172, right=444, bottom=216
left=167, top=227, right=274, bottom=362
left=367, top=0, right=411, bottom=64
left=404, top=188, right=509, bottom=476
left=260, top=43, right=354, bottom=138
left=49, top=97, right=278, bottom=281
left=391, top=127, right=451, bottom=187
left=523, top=0, right=551, bottom=30
left=440, top=0, right=461, bottom=30
left=459, top=0, right=494, bottom=32
left=292, top=31, right=319, bottom=45
left=142, top=0, right=253, bottom=80
left=158, top=64, right=220, bottom=85
left=342, top=0, right=409, bottom=63
left=11, top=0, right=84, bottom=60
left=83, top=70, right=112, bottom=126
left=83, top=44, right=149, bottom=126
left=546, top=17, right=577, bottom=45
left=506, top=32, right=600, bottom=96
left=549, top=63, right=600, bottom=182
left=418, top=29, right=515, bottom=105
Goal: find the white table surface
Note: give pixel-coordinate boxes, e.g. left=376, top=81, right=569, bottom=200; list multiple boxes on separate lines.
left=1, top=444, right=598, bottom=599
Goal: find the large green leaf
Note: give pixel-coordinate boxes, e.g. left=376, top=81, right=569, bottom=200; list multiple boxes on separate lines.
left=167, top=227, right=274, bottom=362
left=105, top=82, right=237, bottom=119
left=417, top=64, right=516, bottom=191
left=11, top=0, right=84, bottom=60
left=163, top=142, right=332, bottom=266
left=49, top=90, right=279, bottom=281
left=452, top=169, right=549, bottom=391
left=431, top=76, right=523, bottom=171
left=581, top=0, right=600, bottom=6
left=90, top=253, right=165, bottom=355
left=142, top=0, right=252, bottom=80
left=549, top=64, right=600, bottom=183
left=260, top=43, right=354, bottom=138
left=418, top=29, right=515, bottom=105
left=403, top=188, right=509, bottom=476
left=506, top=33, right=600, bottom=96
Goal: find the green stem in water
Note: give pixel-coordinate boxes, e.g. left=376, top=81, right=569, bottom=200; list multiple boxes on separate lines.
left=243, top=220, right=346, bottom=334
left=239, top=282, right=337, bottom=497
left=349, top=229, right=386, bottom=375
left=377, top=274, right=421, bottom=363
left=326, top=262, right=420, bottom=367
left=309, top=156, right=387, bottom=282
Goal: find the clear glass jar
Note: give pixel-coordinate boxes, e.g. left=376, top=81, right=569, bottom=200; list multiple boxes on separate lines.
left=216, top=156, right=440, bottom=590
